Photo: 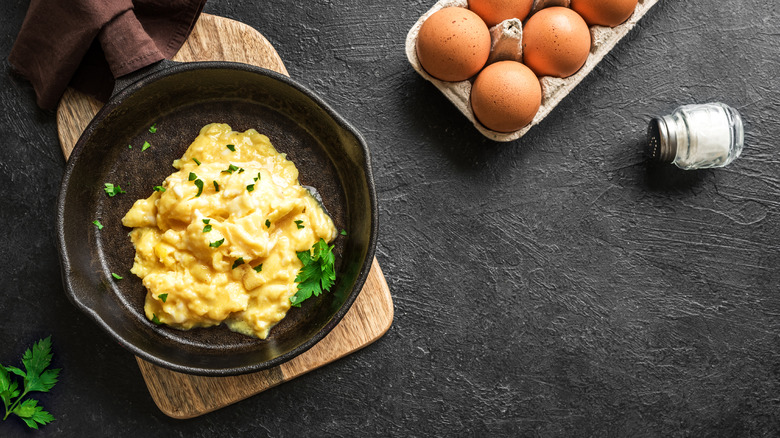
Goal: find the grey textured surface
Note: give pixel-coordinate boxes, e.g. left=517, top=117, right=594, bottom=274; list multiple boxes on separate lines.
left=1, top=0, right=779, bottom=436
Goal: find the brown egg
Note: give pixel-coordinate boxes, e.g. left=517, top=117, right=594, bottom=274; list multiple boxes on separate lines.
left=416, top=7, right=491, bottom=82
left=470, top=61, right=542, bottom=133
left=522, top=7, right=591, bottom=78
left=570, top=0, right=638, bottom=27
left=468, top=0, right=534, bottom=28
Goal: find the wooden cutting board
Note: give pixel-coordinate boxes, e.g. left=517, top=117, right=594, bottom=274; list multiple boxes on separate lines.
left=56, top=13, right=393, bottom=419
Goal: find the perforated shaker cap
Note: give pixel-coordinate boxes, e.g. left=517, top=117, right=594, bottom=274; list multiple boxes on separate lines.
left=647, top=116, right=677, bottom=163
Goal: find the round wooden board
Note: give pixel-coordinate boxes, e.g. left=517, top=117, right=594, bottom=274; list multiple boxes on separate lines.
left=56, top=13, right=392, bottom=419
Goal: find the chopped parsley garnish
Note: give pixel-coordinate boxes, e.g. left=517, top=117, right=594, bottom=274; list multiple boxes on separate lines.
left=151, top=314, right=161, bottom=325
left=104, top=183, right=126, bottom=197
left=153, top=186, right=166, bottom=192
left=253, top=264, right=263, bottom=273
left=193, top=179, right=204, bottom=197
left=238, top=168, right=245, bottom=173
left=188, top=172, right=197, bottom=181
left=221, top=164, right=239, bottom=174
left=142, top=141, right=151, bottom=151
left=213, top=181, right=220, bottom=191
left=254, top=173, right=261, bottom=182
left=294, top=220, right=304, bottom=229
left=92, top=220, right=103, bottom=230
left=209, top=239, right=225, bottom=248
left=231, top=257, right=245, bottom=269
left=226, top=144, right=236, bottom=152
left=193, top=158, right=201, bottom=166
left=203, top=224, right=212, bottom=233
left=340, top=229, right=347, bottom=236
left=128, top=144, right=132, bottom=149
left=290, top=239, right=336, bottom=307
left=149, top=124, right=157, bottom=133
left=265, top=219, right=271, bottom=227
left=246, top=184, right=255, bottom=192
left=159, top=293, right=168, bottom=303
left=202, top=219, right=211, bottom=224
left=111, top=273, right=123, bottom=280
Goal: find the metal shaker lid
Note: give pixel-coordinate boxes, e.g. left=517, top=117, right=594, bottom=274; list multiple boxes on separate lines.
left=647, top=115, right=677, bottom=163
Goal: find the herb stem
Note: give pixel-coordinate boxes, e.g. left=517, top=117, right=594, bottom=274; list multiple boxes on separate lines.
left=4, top=388, right=29, bottom=420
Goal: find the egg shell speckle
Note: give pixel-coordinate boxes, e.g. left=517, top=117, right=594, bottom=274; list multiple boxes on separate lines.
left=571, top=0, right=639, bottom=27
left=471, top=61, right=542, bottom=133
left=468, top=0, right=534, bottom=27
left=522, top=7, right=592, bottom=78
left=416, top=7, right=491, bottom=82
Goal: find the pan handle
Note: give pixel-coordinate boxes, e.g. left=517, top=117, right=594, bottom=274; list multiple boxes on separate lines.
left=112, top=59, right=180, bottom=99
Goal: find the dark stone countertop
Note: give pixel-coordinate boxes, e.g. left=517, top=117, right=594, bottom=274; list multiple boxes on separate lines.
left=1, top=0, right=778, bottom=436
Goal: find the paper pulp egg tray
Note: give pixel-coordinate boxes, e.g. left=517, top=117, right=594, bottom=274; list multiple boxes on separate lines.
left=405, top=0, right=660, bottom=142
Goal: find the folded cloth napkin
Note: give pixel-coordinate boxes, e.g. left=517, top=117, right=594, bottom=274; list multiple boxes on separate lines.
left=9, top=0, right=206, bottom=110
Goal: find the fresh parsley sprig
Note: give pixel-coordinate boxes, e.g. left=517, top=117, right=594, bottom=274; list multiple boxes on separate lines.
left=1, top=337, right=59, bottom=429
left=290, top=238, right=336, bottom=307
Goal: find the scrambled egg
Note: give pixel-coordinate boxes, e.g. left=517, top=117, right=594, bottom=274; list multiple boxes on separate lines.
left=121, top=123, right=337, bottom=339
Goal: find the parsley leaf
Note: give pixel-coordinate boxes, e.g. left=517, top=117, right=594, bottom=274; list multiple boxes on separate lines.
left=149, top=124, right=157, bottom=134
left=92, top=220, right=103, bottom=230
left=151, top=314, right=161, bottom=325
left=193, top=158, right=201, bottom=166
left=290, top=239, right=336, bottom=307
left=111, top=273, right=123, bottom=280
left=202, top=219, right=211, bottom=224
left=238, top=167, right=245, bottom=173
left=232, top=258, right=245, bottom=269
left=14, top=398, right=54, bottom=430
left=246, top=184, right=255, bottom=192
left=103, top=183, right=126, bottom=197
left=294, top=220, right=304, bottom=229
left=194, top=179, right=204, bottom=197
left=213, top=181, right=220, bottom=192
left=203, top=224, right=212, bottom=233
left=209, top=239, right=225, bottom=248
left=340, top=229, right=347, bottom=236
left=221, top=164, right=239, bottom=174
left=226, top=144, right=236, bottom=152
left=254, top=173, right=261, bottom=182
left=153, top=185, right=166, bottom=192
left=159, top=293, right=168, bottom=303
left=253, top=264, right=263, bottom=273
left=142, top=141, right=151, bottom=151
left=265, top=219, right=271, bottom=228
left=1, top=337, right=59, bottom=429
left=188, top=172, right=197, bottom=181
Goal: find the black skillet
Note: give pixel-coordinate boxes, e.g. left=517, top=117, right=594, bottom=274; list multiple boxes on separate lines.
left=57, top=60, right=377, bottom=376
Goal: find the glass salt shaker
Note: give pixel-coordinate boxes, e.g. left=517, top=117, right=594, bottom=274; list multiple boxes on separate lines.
left=647, top=102, right=744, bottom=170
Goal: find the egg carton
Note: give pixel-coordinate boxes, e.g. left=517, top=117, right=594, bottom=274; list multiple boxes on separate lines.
left=406, top=0, right=660, bottom=142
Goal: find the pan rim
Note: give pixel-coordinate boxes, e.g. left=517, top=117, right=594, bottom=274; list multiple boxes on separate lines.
left=56, top=61, right=378, bottom=376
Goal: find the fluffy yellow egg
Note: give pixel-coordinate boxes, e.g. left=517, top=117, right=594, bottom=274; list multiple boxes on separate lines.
left=122, top=123, right=337, bottom=339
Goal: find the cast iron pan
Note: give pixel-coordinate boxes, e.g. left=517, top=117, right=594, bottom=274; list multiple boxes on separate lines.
left=57, top=60, right=377, bottom=376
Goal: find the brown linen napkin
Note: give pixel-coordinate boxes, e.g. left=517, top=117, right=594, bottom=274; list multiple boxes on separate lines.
left=9, top=0, right=206, bottom=110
